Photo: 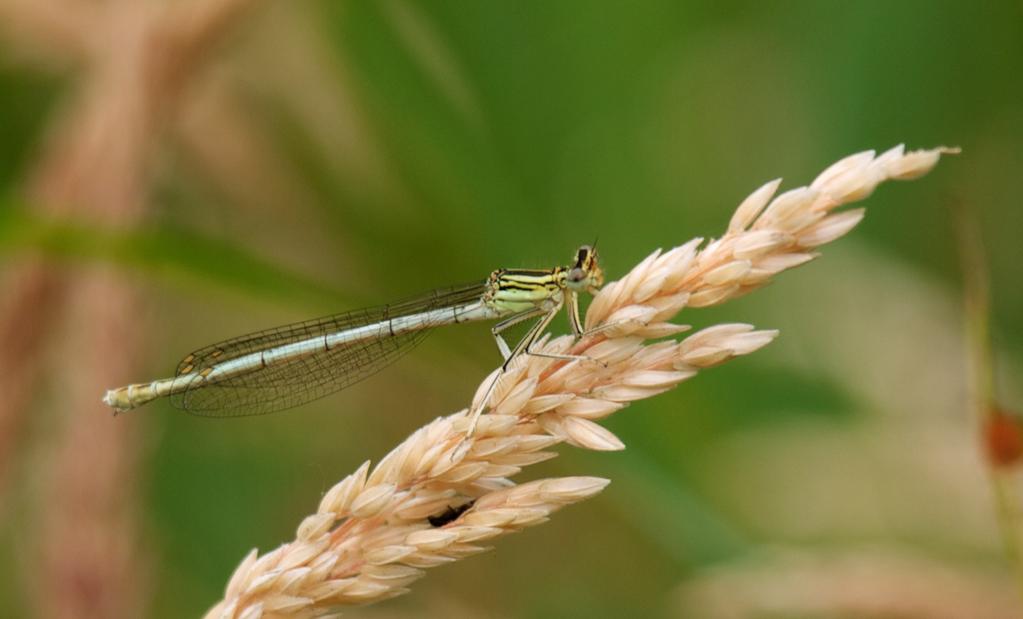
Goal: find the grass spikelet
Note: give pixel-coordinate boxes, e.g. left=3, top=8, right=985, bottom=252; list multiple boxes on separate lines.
left=205, top=146, right=953, bottom=617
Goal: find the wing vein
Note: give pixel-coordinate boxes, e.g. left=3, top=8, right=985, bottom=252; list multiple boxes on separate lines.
left=170, top=282, right=487, bottom=417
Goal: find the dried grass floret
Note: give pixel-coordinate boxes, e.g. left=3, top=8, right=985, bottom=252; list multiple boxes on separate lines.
left=205, top=145, right=954, bottom=618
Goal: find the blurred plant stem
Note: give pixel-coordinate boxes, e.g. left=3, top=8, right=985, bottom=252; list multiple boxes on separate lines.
left=0, top=0, right=263, bottom=616
left=0, top=206, right=345, bottom=310
left=955, top=200, right=1023, bottom=599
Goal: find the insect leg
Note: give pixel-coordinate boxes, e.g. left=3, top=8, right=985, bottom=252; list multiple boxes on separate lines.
left=491, top=307, right=547, bottom=361
left=464, top=305, right=562, bottom=438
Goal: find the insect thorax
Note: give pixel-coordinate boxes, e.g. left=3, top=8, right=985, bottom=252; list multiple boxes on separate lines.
left=485, top=268, right=566, bottom=314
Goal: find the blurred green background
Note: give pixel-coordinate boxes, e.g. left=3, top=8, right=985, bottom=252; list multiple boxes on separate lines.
left=0, top=1, right=1020, bottom=617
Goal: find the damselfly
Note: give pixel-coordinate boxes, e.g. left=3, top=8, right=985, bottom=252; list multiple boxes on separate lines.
left=103, top=246, right=604, bottom=430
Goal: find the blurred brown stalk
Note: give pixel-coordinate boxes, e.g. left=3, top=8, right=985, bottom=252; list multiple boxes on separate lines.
left=954, top=199, right=1023, bottom=599
left=0, top=0, right=261, bottom=616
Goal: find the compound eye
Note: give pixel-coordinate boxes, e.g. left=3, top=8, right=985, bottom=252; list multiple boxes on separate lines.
left=574, top=246, right=592, bottom=268
left=568, top=267, right=586, bottom=283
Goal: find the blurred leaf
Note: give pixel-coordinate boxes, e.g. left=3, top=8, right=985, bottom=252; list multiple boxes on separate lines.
left=0, top=203, right=346, bottom=309
left=0, top=65, right=62, bottom=188
left=584, top=448, right=749, bottom=568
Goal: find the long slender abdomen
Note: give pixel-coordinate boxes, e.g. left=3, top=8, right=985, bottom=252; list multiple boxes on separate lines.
left=102, top=301, right=500, bottom=413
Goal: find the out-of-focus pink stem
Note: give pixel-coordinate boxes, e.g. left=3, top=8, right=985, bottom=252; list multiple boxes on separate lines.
left=0, top=0, right=265, bottom=616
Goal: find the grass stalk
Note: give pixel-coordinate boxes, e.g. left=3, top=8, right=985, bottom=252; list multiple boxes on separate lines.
left=206, top=145, right=955, bottom=619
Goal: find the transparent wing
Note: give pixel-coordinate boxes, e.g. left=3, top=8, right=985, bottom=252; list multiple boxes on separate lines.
left=170, top=283, right=487, bottom=417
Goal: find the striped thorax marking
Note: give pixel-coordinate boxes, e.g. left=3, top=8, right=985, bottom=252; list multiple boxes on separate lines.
left=486, top=268, right=566, bottom=314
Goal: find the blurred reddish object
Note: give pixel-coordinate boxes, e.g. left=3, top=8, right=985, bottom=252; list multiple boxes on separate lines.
left=983, top=407, right=1023, bottom=468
